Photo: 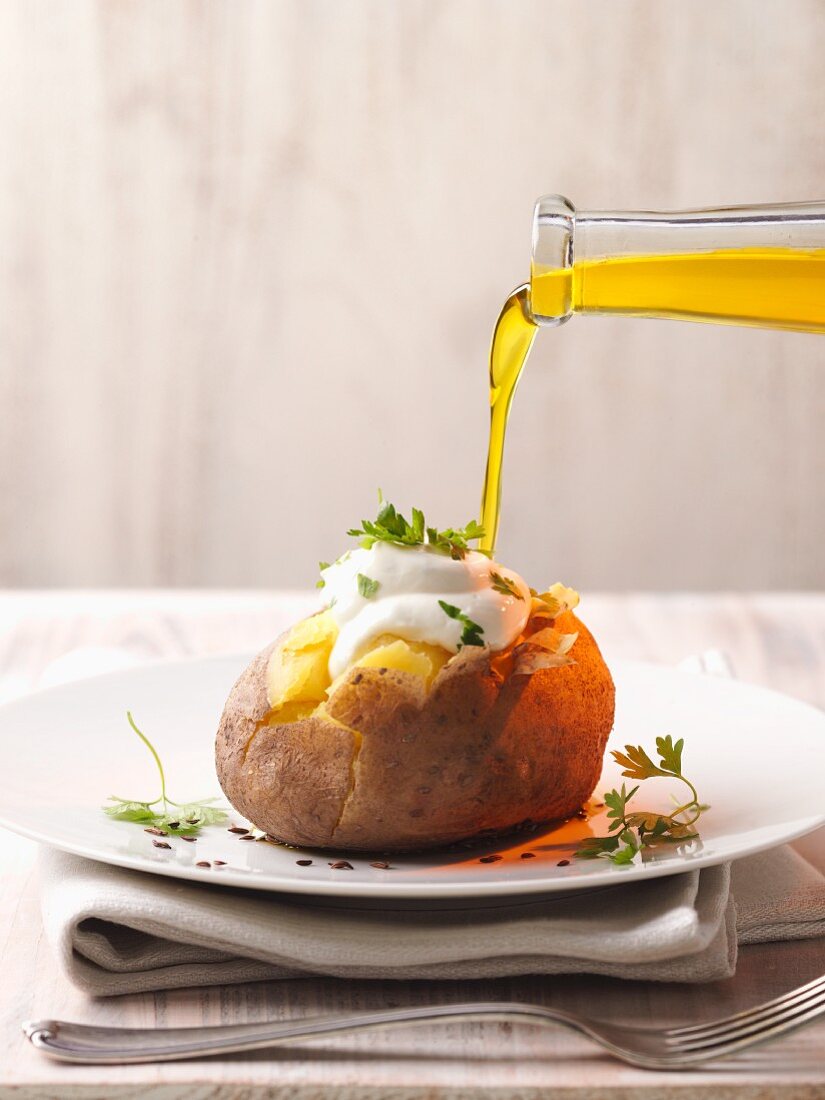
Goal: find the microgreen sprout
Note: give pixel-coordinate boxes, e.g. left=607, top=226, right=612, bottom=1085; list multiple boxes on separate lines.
left=103, top=712, right=227, bottom=836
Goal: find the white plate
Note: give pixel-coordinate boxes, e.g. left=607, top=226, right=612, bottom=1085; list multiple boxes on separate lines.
left=0, top=655, right=822, bottom=900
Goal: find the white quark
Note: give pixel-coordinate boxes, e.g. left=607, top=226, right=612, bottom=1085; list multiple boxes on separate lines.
left=321, top=541, right=532, bottom=678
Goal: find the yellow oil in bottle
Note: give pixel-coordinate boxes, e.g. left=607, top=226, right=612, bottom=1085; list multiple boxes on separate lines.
left=532, top=248, right=825, bottom=330
left=480, top=247, right=825, bottom=552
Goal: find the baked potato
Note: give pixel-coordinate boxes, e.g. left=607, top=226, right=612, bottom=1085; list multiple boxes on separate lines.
left=216, top=586, right=615, bottom=853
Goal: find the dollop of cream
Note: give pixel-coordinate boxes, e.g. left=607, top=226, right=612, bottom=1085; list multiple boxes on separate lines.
left=321, top=542, right=531, bottom=678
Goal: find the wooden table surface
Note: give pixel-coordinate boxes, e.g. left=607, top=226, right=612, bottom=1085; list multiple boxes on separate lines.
left=1, top=590, right=824, bottom=1099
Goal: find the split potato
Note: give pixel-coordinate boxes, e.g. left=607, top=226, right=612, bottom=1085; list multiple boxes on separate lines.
left=215, top=600, right=615, bottom=853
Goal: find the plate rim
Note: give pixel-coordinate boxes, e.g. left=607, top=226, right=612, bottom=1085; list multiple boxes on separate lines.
left=0, top=654, right=823, bottom=899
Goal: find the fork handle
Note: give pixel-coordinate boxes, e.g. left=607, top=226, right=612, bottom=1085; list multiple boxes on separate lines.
left=24, top=1003, right=581, bottom=1064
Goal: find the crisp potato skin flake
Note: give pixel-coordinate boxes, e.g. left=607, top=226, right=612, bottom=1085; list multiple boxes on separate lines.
left=215, top=611, right=615, bottom=853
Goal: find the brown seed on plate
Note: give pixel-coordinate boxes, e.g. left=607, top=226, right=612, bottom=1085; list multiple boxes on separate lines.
left=213, top=860, right=227, bottom=866
left=152, top=840, right=172, bottom=850
left=479, top=854, right=502, bottom=864
left=228, top=826, right=249, bottom=834
left=239, top=834, right=256, bottom=841
left=182, top=836, right=197, bottom=843
left=370, top=861, right=390, bottom=870
left=186, top=817, right=200, bottom=825
left=196, top=861, right=211, bottom=868
left=167, top=821, right=180, bottom=829
left=329, top=860, right=353, bottom=870
left=520, top=852, right=536, bottom=860
left=296, top=859, right=313, bottom=866
left=144, top=827, right=167, bottom=837
left=557, top=859, right=571, bottom=867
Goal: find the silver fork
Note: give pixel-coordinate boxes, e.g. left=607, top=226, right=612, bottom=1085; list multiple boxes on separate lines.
left=23, top=971, right=825, bottom=1068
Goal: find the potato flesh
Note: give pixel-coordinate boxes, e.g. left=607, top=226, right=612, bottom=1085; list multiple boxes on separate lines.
left=266, top=613, right=452, bottom=723
left=334, top=635, right=450, bottom=690
left=265, top=610, right=338, bottom=714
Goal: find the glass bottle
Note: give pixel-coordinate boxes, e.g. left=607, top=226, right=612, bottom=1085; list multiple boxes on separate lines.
left=479, top=196, right=825, bottom=551
left=530, top=195, right=825, bottom=332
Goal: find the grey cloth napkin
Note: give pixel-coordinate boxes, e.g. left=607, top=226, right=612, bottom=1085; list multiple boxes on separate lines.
left=38, top=844, right=825, bottom=997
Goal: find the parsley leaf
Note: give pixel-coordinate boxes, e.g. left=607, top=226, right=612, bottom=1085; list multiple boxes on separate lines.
left=427, top=520, right=488, bottom=560
left=316, top=561, right=330, bottom=589
left=575, top=735, right=707, bottom=865
left=348, top=501, right=423, bottom=551
left=490, top=571, right=524, bottom=599
left=438, top=600, right=485, bottom=648
left=347, top=498, right=489, bottom=559
left=575, top=833, right=622, bottom=858
left=611, top=744, right=668, bottom=781
left=174, top=800, right=228, bottom=828
left=102, top=712, right=228, bottom=837
left=102, top=799, right=157, bottom=824
left=604, top=783, right=640, bottom=831
left=411, top=507, right=425, bottom=543
left=357, top=573, right=380, bottom=598
left=656, top=734, right=685, bottom=775
left=611, top=836, right=642, bottom=865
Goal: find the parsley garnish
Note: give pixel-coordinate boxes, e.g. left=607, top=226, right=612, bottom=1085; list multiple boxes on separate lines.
left=576, top=735, right=707, bottom=865
left=490, top=571, right=524, bottom=600
left=317, top=561, right=331, bottom=589
left=103, top=712, right=227, bottom=836
left=357, top=573, right=380, bottom=598
left=426, top=520, right=486, bottom=560
left=347, top=499, right=489, bottom=560
left=438, top=600, right=485, bottom=648
left=348, top=501, right=424, bottom=549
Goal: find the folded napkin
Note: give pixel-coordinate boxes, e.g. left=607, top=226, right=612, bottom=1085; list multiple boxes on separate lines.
left=38, top=843, right=825, bottom=997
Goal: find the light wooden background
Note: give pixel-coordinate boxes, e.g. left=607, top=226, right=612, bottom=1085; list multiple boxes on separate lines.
left=2, top=0, right=824, bottom=591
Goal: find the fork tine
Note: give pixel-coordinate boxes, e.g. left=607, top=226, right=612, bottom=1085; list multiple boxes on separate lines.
left=667, top=972, right=825, bottom=1038
left=670, top=984, right=825, bottom=1054
left=665, top=997, right=825, bottom=1066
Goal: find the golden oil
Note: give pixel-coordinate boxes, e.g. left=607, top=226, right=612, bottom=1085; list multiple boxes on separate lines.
left=480, top=247, right=825, bottom=552
left=532, top=248, right=825, bottom=331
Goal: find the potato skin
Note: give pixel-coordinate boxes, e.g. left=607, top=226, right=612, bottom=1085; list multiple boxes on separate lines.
left=215, top=644, right=359, bottom=847
left=216, top=611, right=615, bottom=853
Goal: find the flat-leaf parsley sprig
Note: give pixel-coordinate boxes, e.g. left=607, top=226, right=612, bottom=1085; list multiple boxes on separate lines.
left=103, top=712, right=227, bottom=836
left=347, top=496, right=488, bottom=560
left=576, top=735, right=708, bottom=865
